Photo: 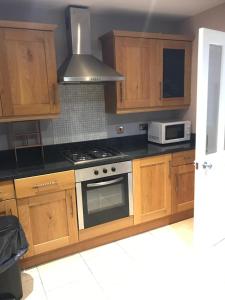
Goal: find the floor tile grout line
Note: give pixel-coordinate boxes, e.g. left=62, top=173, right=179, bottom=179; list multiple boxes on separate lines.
left=116, top=241, right=136, bottom=261
left=79, top=253, right=108, bottom=294
left=36, top=266, right=48, bottom=299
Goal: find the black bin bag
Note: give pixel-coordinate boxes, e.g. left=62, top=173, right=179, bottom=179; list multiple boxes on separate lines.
left=0, top=216, right=28, bottom=300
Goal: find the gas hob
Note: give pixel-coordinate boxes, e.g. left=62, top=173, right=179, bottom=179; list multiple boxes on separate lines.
left=63, top=147, right=126, bottom=165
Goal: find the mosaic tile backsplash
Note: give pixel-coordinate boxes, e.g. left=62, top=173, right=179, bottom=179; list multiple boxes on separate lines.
left=0, top=85, right=179, bottom=150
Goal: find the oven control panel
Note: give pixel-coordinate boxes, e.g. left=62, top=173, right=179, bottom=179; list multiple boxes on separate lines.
left=75, top=161, right=132, bottom=182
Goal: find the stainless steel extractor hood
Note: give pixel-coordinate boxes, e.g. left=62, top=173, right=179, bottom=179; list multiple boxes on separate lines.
left=58, top=6, right=124, bottom=84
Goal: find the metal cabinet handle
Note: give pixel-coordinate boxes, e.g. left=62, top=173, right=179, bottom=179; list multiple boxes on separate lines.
left=159, top=81, right=163, bottom=100
left=0, top=191, right=4, bottom=201
left=175, top=175, right=178, bottom=193
left=87, top=177, right=124, bottom=188
left=169, top=160, right=172, bottom=178
left=120, top=82, right=123, bottom=103
left=53, top=83, right=58, bottom=106
left=70, top=193, right=73, bottom=217
left=0, top=93, right=3, bottom=114
left=32, top=181, right=57, bottom=189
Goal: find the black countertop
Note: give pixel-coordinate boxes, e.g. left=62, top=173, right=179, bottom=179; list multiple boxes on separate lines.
left=0, top=135, right=195, bottom=181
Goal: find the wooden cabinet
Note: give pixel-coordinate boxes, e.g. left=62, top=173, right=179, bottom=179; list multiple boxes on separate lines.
left=15, top=171, right=78, bottom=257
left=0, top=21, right=59, bottom=121
left=0, top=180, right=17, bottom=216
left=100, top=31, right=192, bottom=114
left=107, top=37, right=159, bottom=111
left=0, top=180, right=15, bottom=200
left=156, top=40, right=192, bottom=107
left=171, top=150, right=195, bottom=213
left=133, top=154, right=172, bottom=224
left=0, top=199, right=18, bottom=217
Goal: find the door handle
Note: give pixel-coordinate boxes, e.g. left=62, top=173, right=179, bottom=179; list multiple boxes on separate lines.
left=70, top=193, right=73, bottom=217
left=202, top=162, right=212, bottom=169
left=87, top=177, right=124, bottom=188
left=194, top=161, right=199, bottom=170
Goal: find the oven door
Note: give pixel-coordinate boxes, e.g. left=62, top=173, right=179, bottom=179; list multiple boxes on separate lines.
left=76, top=174, right=131, bottom=229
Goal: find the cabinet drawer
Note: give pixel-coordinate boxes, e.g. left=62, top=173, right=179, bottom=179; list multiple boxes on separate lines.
left=172, top=150, right=195, bottom=166
left=15, top=170, right=75, bottom=199
left=0, top=181, right=15, bottom=201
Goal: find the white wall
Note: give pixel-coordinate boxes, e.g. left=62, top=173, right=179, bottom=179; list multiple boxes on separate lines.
left=177, top=3, right=225, bottom=132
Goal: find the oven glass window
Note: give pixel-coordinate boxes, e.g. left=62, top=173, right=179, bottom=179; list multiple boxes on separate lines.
left=82, top=175, right=129, bottom=228
left=87, top=182, right=125, bottom=214
left=165, top=124, right=185, bottom=140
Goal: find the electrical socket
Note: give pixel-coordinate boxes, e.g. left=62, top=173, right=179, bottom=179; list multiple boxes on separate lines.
left=116, top=125, right=124, bottom=134
left=139, top=123, right=148, bottom=131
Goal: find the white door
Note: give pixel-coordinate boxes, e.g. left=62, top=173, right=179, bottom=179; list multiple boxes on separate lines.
left=194, top=28, right=225, bottom=249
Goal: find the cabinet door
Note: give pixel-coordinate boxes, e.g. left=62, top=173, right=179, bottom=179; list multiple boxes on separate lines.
left=0, top=28, right=59, bottom=117
left=133, top=155, right=172, bottom=224
left=0, top=199, right=18, bottom=217
left=115, top=37, right=158, bottom=110
left=0, top=67, right=3, bottom=116
left=156, top=40, right=191, bottom=107
left=171, top=164, right=195, bottom=213
left=17, top=189, right=78, bottom=257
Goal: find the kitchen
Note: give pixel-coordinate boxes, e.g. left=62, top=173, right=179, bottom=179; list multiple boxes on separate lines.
left=0, top=1, right=225, bottom=300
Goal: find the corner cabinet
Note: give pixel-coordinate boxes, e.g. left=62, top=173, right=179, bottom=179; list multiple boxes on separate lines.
left=0, top=21, right=60, bottom=121
left=15, top=171, right=78, bottom=258
left=100, top=31, right=192, bottom=114
left=133, top=154, right=172, bottom=224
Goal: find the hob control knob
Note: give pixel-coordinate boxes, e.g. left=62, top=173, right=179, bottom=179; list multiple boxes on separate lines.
left=111, top=167, right=116, bottom=172
left=103, top=168, right=108, bottom=174
left=94, top=170, right=99, bottom=175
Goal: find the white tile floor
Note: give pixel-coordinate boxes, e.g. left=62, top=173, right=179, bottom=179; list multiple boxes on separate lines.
left=21, top=218, right=225, bottom=300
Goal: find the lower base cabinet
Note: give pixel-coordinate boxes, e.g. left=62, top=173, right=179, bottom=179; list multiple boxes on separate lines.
left=0, top=199, right=18, bottom=216
left=171, top=154, right=195, bottom=213
left=10, top=151, right=194, bottom=263
left=15, top=171, right=78, bottom=258
left=133, top=154, right=172, bottom=224
left=17, top=189, right=78, bottom=257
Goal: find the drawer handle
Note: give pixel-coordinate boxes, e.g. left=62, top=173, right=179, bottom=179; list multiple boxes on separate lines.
left=32, top=181, right=58, bottom=189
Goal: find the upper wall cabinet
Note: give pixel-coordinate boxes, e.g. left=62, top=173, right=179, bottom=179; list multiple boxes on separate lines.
left=100, top=31, right=192, bottom=114
left=0, top=21, right=60, bottom=122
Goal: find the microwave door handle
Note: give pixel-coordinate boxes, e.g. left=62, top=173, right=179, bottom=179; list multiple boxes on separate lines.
left=87, top=177, right=124, bottom=188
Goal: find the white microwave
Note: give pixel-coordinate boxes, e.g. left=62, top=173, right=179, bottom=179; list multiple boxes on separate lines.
left=148, top=120, right=191, bottom=144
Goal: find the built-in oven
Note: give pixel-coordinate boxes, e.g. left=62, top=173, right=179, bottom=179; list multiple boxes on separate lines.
left=75, top=161, right=133, bottom=229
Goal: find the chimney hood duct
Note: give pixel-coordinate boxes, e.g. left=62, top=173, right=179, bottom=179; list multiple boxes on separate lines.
left=59, top=6, right=124, bottom=83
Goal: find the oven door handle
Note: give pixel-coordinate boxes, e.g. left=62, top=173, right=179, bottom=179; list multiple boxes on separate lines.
left=87, top=177, right=124, bottom=188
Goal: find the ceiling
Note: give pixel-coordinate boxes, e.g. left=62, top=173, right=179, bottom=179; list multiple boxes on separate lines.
left=1, top=0, right=225, bottom=19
